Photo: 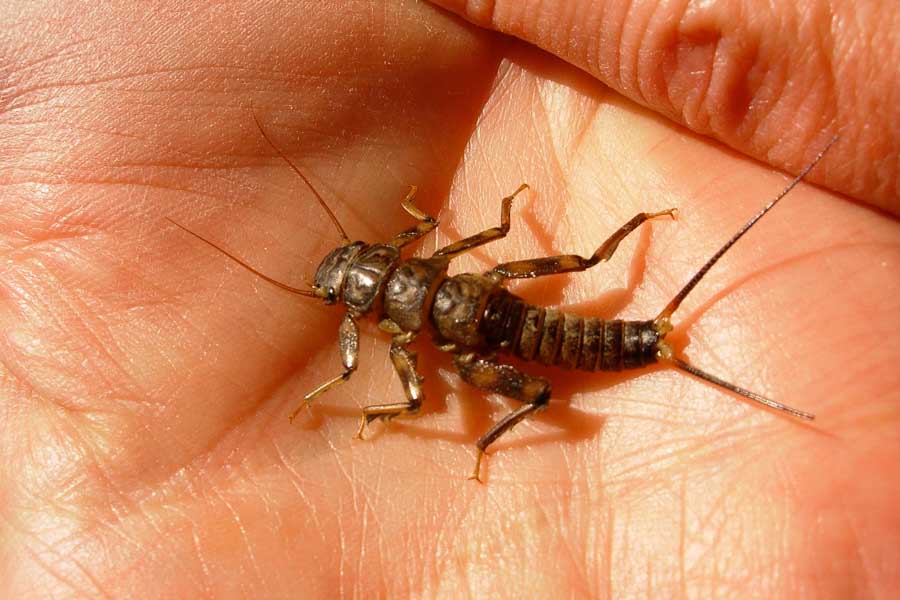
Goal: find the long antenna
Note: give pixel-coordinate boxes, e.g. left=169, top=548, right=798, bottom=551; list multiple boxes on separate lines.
left=657, top=135, right=838, bottom=321
left=167, top=217, right=318, bottom=298
left=654, top=136, right=839, bottom=421
left=251, top=113, right=350, bottom=244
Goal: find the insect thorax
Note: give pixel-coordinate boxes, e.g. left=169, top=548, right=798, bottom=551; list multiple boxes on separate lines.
left=384, top=257, right=449, bottom=331
left=341, top=244, right=402, bottom=314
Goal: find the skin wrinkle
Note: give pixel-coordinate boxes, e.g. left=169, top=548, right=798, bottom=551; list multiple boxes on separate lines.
left=670, top=4, right=717, bottom=130
left=755, top=14, right=822, bottom=157
left=5, top=290, right=134, bottom=408
left=56, top=294, right=145, bottom=405
left=581, top=1, right=603, bottom=90
left=10, top=175, right=220, bottom=201
left=17, top=499, right=127, bottom=598
left=20, top=541, right=103, bottom=598
left=807, top=0, right=840, bottom=137
left=213, top=486, right=266, bottom=592
left=2, top=227, right=103, bottom=258
left=275, top=445, right=328, bottom=536
left=0, top=324, right=106, bottom=417
left=617, top=0, right=638, bottom=98
left=567, top=501, right=597, bottom=597
left=838, top=480, right=880, bottom=596
left=638, top=0, right=681, bottom=115
left=533, top=84, right=574, bottom=211
left=599, top=504, right=614, bottom=599
left=698, top=10, right=761, bottom=140
left=605, top=421, right=777, bottom=489
left=678, top=473, right=687, bottom=598
left=556, top=0, right=578, bottom=58
left=171, top=331, right=320, bottom=490
left=596, top=0, right=621, bottom=89
left=30, top=279, right=290, bottom=510
left=747, top=41, right=785, bottom=149
left=189, top=525, right=214, bottom=598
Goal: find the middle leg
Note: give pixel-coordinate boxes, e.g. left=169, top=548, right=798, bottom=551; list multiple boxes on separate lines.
left=354, top=328, right=425, bottom=439
left=491, top=209, right=676, bottom=279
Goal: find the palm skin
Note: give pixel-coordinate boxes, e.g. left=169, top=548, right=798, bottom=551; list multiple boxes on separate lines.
left=1, top=1, right=898, bottom=598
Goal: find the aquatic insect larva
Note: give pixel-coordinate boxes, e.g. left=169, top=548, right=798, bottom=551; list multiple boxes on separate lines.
left=170, top=122, right=836, bottom=481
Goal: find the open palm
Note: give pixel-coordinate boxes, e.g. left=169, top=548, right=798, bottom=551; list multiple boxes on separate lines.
left=2, top=1, right=898, bottom=597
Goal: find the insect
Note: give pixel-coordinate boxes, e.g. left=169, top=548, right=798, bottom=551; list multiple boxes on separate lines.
left=170, top=121, right=836, bottom=482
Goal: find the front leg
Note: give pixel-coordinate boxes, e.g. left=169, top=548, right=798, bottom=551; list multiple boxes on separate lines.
left=453, top=353, right=551, bottom=482
left=354, top=328, right=424, bottom=439
left=431, top=183, right=528, bottom=259
left=388, top=186, right=439, bottom=249
left=289, top=312, right=359, bottom=422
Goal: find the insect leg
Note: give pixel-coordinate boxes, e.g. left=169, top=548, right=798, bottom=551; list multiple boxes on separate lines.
left=388, top=186, right=439, bottom=248
left=491, top=209, right=676, bottom=279
left=431, top=184, right=528, bottom=259
left=289, top=313, right=359, bottom=422
left=453, top=353, right=551, bottom=482
left=354, top=330, right=423, bottom=439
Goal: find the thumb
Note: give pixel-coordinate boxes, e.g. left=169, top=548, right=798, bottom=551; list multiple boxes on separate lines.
left=428, top=0, right=898, bottom=213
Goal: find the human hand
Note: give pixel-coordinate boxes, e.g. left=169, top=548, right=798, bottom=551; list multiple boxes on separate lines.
left=2, top=0, right=897, bottom=597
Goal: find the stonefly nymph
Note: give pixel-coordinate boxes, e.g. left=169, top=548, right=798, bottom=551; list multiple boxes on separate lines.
left=169, top=121, right=836, bottom=481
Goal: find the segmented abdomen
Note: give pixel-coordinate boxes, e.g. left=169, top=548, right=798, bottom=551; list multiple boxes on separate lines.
left=482, top=290, right=660, bottom=371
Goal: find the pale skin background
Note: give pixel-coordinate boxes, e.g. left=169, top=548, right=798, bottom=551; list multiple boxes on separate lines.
left=1, top=0, right=899, bottom=598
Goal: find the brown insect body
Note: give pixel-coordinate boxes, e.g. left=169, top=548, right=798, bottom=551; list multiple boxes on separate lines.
left=316, top=248, right=660, bottom=374
left=171, top=124, right=836, bottom=482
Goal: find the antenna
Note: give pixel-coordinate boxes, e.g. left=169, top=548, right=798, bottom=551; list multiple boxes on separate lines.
left=251, top=113, right=350, bottom=244
left=167, top=217, right=318, bottom=298
left=655, top=136, right=839, bottom=420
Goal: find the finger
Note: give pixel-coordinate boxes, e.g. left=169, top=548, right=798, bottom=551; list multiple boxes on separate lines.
left=428, top=0, right=899, bottom=213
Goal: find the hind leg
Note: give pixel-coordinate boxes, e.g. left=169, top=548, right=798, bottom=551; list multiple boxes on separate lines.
left=453, top=353, right=551, bottom=482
